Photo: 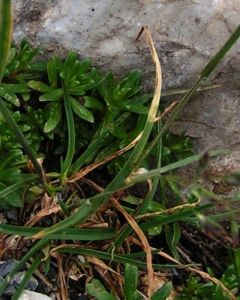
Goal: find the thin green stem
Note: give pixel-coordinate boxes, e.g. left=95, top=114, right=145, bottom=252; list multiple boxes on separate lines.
left=60, top=80, right=75, bottom=178
left=0, top=0, right=12, bottom=82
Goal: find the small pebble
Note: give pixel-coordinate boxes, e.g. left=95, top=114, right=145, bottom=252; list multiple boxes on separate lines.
left=18, top=289, right=52, bottom=300
left=0, top=259, right=21, bottom=277
left=11, top=271, right=38, bottom=291
left=7, top=207, right=19, bottom=221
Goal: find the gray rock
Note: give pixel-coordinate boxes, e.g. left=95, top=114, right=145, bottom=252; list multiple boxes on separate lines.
left=2, top=284, right=16, bottom=297
left=0, top=274, right=16, bottom=296
left=11, top=271, right=38, bottom=291
left=0, top=259, right=20, bottom=277
left=6, top=207, right=19, bottom=221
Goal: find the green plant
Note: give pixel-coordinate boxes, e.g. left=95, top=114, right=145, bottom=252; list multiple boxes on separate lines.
left=86, top=263, right=173, bottom=300
left=176, top=274, right=231, bottom=300
left=176, top=257, right=240, bottom=300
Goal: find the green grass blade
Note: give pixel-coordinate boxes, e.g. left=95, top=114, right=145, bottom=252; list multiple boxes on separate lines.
left=113, top=122, right=163, bottom=250
left=161, top=84, right=219, bottom=97
left=125, top=264, right=138, bottom=300
left=70, top=129, right=108, bottom=173
left=139, top=203, right=213, bottom=231
left=60, top=79, right=75, bottom=177
left=0, top=223, right=117, bottom=240
left=0, top=174, right=39, bottom=199
left=56, top=247, right=179, bottom=269
left=0, top=0, right=12, bottom=82
left=0, top=237, right=49, bottom=297
left=112, top=150, right=229, bottom=193
left=106, top=28, right=162, bottom=188
left=66, top=150, right=226, bottom=222
left=32, top=199, right=93, bottom=238
left=12, top=252, right=44, bottom=300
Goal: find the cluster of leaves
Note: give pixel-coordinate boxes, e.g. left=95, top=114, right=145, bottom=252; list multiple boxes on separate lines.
left=177, top=263, right=240, bottom=300
left=0, top=38, right=194, bottom=207
left=86, top=264, right=173, bottom=300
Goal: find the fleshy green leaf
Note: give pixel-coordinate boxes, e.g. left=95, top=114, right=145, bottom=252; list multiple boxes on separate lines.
left=78, top=57, right=91, bottom=74
left=70, top=96, right=94, bottom=122
left=0, top=182, right=22, bottom=208
left=125, top=264, right=139, bottom=300
left=86, top=279, right=117, bottom=300
left=0, top=85, right=19, bottom=106
left=43, top=102, right=62, bottom=133
left=39, top=88, right=63, bottom=101
left=151, top=281, right=173, bottom=300
left=116, top=101, right=148, bottom=114
left=47, top=60, right=58, bottom=89
left=27, top=80, right=53, bottom=93
left=83, top=96, right=104, bottom=111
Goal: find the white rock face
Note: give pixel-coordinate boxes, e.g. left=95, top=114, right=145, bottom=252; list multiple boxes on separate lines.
left=11, top=0, right=240, bottom=174
left=19, top=290, right=52, bottom=300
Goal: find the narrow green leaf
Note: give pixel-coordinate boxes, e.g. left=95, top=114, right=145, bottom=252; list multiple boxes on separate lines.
left=0, top=168, right=21, bottom=182
left=140, top=203, right=213, bottom=231
left=95, top=140, right=120, bottom=161
left=151, top=281, right=173, bottom=300
left=0, top=174, right=39, bottom=199
left=83, top=96, right=104, bottom=111
left=2, top=83, right=31, bottom=93
left=0, top=223, right=117, bottom=240
left=86, top=279, right=117, bottom=300
left=56, top=247, right=178, bottom=269
left=0, top=85, right=20, bottom=106
left=39, top=88, right=63, bottom=101
left=47, top=60, right=58, bottom=89
left=165, top=224, right=179, bottom=260
left=0, top=149, right=23, bottom=170
left=125, top=264, right=138, bottom=300
left=33, top=200, right=93, bottom=238
left=60, top=80, right=75, bottom=176
left=43, top=102, right=62, bottom=133
left=78, top=57, right=91, bottom=74
left=70, top=96, right=94, bottom=122
left=106, top=72, right=115, bottom=94
left=27, top=80, right=53, bottom=93
left=109, top=124, right=127, bottom=139
left=53, top=56, right=64, bottom=73
left=116, top=101, right=148, bottom=114
left=0, top=0, right=12, bottom=83
left=64, top=51, right=77, bottom=72
left=0, top=182, right=22, bottom=207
